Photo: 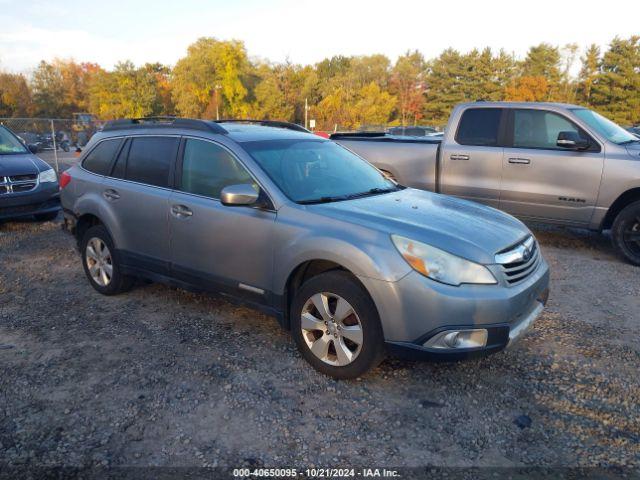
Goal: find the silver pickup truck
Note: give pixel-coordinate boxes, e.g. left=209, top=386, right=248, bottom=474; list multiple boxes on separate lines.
left=333, top=102, right=640, bottom=265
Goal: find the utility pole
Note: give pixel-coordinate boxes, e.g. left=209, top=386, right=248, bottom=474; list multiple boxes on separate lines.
left=214, top=84, right=222, bottom=121
left=304, top=98, right=308, bottom=130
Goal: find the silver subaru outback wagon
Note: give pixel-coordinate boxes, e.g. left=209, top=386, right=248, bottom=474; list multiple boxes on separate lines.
left=61, top=118, right=550, bottom=379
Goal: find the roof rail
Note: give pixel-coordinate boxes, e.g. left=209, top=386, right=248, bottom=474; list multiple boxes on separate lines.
left=102, top=117, right=228, bottom=134
left=214, top=119, right=309, bottom=133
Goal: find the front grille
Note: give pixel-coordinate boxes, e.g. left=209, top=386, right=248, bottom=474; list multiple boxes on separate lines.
left=496, top=236, right=540, bottom=285
left=0, top=174, right=38, bottom=195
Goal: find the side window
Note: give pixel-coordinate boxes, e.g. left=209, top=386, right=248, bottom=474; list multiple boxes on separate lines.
left=82, top=139, right=121, bottom=175
left=125, top=137, right=179, bottom=188
left=455, top=108, right=502, bottom=146
left=513, top=110, right=586, bottom=150
left=110, top=139, right=129, bottom=179
left=180, top=138, right=254, bottom=199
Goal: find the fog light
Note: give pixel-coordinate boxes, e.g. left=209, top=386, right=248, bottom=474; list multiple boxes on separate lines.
left=424, top=329, right=488, bottom=350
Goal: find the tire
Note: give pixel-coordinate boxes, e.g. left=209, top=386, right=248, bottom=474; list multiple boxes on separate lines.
left=612, top=200, right=640, bottom=266
left=80, top=225, right=134, bottom=295
left=290, top=271, right=385, bottom=379
left=34, top=211, right=59, bottom=222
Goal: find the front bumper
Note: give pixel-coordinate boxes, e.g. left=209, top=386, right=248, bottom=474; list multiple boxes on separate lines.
left=359, top=256, right=550, bottom=361
left=0, top=185, right=60, bottom=220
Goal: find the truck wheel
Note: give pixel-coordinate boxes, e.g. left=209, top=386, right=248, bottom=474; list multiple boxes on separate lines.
left=290, top=271, right=385, bottom=379
left=612, top=200, right=640, bottom=266
left=80, top=225, right=134, bottom=295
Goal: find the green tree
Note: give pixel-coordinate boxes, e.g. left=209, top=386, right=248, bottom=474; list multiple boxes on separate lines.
left=88, top=61, right=162, bottom=119
left=352, top=82, right=396, bottom=127
left=577, top=44, right=601, bottom=106
left=391, top=51, right=427, bottom=125
left=521, top=43, right=562, bottom=100
left=31, top=61, right=65, bottom=117
left=591, top=36, right=640, bottom=125
left=171, top=37, right=250, bottom=118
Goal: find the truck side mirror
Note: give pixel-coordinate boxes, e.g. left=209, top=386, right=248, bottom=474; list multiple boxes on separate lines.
left=27, top=144, right=39, bottom=154
left=557, top=131, right=590, bottom=150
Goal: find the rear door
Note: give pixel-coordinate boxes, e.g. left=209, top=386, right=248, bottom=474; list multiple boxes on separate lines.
left=439, top=107, right=506, bottom=208
left=499, top=108, right=604, bottom=225
left=168, top=137, right=277, bottom=303
left=102, top=135, right=178, bottom=274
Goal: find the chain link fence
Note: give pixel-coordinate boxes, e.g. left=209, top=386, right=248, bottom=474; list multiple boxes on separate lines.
left=0, top=117, right=100, bottom=173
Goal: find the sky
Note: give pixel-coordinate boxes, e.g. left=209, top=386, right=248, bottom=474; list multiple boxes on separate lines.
left=0, top=0, right=638, bottom=74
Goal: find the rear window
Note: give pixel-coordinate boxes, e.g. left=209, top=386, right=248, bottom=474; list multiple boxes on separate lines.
left=455, top=108, right=502, bottom=147
left=125, top=137, right=179, bottom=188
left=82, top=139, right=121, bottom=175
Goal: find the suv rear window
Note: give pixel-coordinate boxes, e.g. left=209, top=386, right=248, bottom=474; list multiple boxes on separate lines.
left=455, top=108, right=502, bottom=147
left=125, top=137, right=179, bottom=188
left=82, top=139, right=121, bottom=175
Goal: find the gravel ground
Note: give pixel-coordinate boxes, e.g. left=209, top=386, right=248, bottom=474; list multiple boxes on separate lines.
left=0, top=216, right=638, bottom=470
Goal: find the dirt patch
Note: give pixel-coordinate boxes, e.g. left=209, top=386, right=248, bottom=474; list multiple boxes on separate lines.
left=0, top=217, right=638, bottom=468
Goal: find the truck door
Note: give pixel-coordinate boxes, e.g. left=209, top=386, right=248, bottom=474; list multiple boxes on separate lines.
left=499, top=108, right=604, bottom=225
left=439, top=107, right=505, bottom=208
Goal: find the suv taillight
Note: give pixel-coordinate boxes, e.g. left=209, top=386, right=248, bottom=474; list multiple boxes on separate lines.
left=59, top=171, right=71, bottom=189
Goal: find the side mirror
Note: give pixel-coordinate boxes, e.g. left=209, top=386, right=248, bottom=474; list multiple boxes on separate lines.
left=27, top=144, right=39, bottom=154
left=557, top=131, right=590, bottom=150
left=220, top=184, right=260, bottom=207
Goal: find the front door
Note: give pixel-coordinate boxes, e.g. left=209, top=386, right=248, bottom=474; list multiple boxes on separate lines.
left=500, top=109, right=604, bottom=225
left=439, top=107, right=505, bottom=208
left=168, top=137, right=277, bottom=302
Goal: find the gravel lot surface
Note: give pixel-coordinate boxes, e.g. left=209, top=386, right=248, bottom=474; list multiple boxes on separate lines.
left=0, top=216, right=638, bottom=470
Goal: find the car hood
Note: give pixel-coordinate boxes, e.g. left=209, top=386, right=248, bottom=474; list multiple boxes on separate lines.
left=310, top=188, right=531, bottom=264
left=625, top=142, right=640, bottom=157
left=0, top=154, right=43, bottom=176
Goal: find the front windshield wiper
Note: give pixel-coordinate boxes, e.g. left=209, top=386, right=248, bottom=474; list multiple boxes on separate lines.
left=346, top=186, right=401, bottom=199
left=618, top=139, right=640, bottom=145
left=297, top=195, right=350, bottom=205
left=298, top=186, right=402, bottom=205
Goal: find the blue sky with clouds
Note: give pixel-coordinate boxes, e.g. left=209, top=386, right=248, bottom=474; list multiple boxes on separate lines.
left=0, top=0, right=638, bottom=73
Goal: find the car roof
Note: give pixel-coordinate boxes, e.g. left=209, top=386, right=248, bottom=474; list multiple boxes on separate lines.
left=99, top=118, right=321, bottom=143
left=457, top=101, right=584, bottom=110
left=219, top=122, right=320, bottom=143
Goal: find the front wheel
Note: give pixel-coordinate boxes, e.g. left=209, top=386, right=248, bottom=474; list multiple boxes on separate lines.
left=290, top=271, right=385, bottom=379
left=612, top=200, right=640, bottom=266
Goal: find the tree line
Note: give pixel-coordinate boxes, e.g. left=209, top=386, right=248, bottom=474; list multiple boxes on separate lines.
left=1, top=36, right=639, bottom=129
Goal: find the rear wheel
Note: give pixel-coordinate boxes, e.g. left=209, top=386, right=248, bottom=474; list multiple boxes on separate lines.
left=80, top=225, right=134, bottom=295
left=290, top=271, right=385, bottom=379
left=612, top=200, right=640, bottom=266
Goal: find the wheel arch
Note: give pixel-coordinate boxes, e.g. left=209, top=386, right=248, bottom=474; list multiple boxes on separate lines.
left=602, top=187, right=640, bottom=230
left=280, top=259, right=374, bottom=331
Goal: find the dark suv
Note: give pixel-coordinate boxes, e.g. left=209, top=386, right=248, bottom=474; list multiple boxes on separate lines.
left=0, top=125, right=60, bottom=221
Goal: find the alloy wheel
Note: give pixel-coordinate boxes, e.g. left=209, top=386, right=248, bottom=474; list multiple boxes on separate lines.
left=300, top=292, right=363, bottom=366
left=85, top=237, right=113, bottom=287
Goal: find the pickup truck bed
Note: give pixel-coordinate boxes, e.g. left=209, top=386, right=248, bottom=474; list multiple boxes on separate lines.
left=331, top=133, right=441, bottom=192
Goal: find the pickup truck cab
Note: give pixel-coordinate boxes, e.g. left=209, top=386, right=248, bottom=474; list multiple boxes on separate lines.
left=333, top=102, right=640, bottom=265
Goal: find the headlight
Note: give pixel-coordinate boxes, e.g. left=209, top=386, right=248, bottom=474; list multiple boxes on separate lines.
left=391, top=234, right=496, bottom=286
left=38, top=168, right=57, bottom=183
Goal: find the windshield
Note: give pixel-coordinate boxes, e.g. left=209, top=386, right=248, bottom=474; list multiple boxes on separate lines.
left=0, top=126, right=28, bottom=154
left=243, top=139, right=397, bottom=203
left=571, top=108, right=638, bottom=145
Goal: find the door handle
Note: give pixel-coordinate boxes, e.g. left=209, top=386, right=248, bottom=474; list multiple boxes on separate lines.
left=508, top=157, right=531, bottom=165
left=103, top=189, right=120, bottom=200
left=171, top=205, right=193, bottom=218
left=450, top=154, right=470, bottom=161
